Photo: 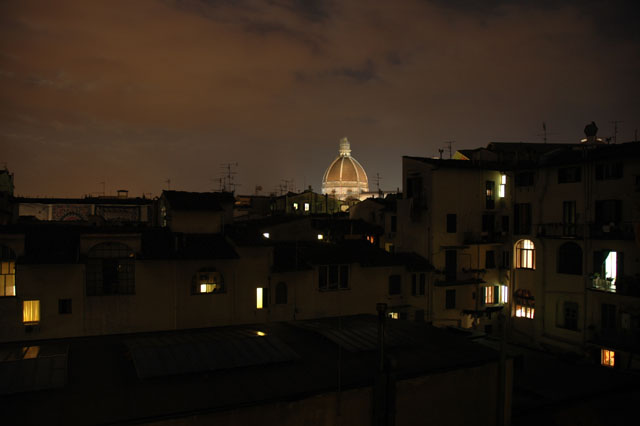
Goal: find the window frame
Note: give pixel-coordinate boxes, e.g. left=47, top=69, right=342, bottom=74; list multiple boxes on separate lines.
left=86, top=242, right=136, bottom=296
left=515, top=239, right=536, bottom=270
left=0, top=245, right=16, bottom=297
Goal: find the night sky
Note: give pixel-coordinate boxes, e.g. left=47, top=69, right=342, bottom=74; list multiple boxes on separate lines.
left=2, top=0, right=639, bottom=197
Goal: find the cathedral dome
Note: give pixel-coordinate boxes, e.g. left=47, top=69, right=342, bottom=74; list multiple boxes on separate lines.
left=322, top=137, right=369, bottom=200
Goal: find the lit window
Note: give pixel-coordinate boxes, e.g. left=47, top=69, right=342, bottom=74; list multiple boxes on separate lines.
left=256, top=331, right=266, bottom=336
left=256, top=287, right=263, bottom=309
left=262, top=232, right=270, bottom=239
left=388, top=312, right=399, bottom=320
left=23, top=346, right=40, bottom=359
left=1, top=245, right=17, bottom=297
left=482, top=285, right=508, bottom=305
left=499, top=174, right=506, bottom=198
left=192, top=269, right=225, bottom=294
left=514, top=289, right=534, bottom=319
left=604, top=251, right=617, bottom=288
left=515, top=239, right=535, bottom=269
left=23, top=300, right=40, bottom=324
left=484, top=286, right=494, bottom=304
left=515, top=305, right=535, bottom=319
left=601, top=349, right=615, bottom=367
left=317, top=234, right=324, bottom=240
left=500, top=285, right=508, bottom=303
left=304, top=202, right=310, bottom=212
left=293, top=202, right=299, bottom=210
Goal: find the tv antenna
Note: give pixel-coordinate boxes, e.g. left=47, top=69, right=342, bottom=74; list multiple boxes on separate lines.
left=611, top=121, right=623, bottom=144
left=444, top=140, right=455, bottom=159
left=374, top=173, right=382, bottom=192
left=219, top=162, right=239, bottom=192
left=98, top=181, right=106, bottom=196
left=164, top=179, right=171, bottom=190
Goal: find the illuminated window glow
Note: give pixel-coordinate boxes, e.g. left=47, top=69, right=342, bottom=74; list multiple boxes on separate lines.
left=256, top=287, right=263, bottom=309
left=515, top=305, right=535, bottom=319
left=604, top=251, right=617, bottom=289
left=484, top=286, right=494, bottom=304
left=23, top=300, right=40, bottom=324
left=483, top=285, right=508, bottom=305
left=499, top=174, right=506, bottom=198
left=304, top=202, right=310, bottom=212
left=0, top=260, right=16, bottom=297
left=256, top=331, right=266, bottom=336
left=601, top=349, right=615, bottom=367
left=317, top=234, right=324, bottom=240
left=193, top=270, right=224, bottom=294
left=515, top=239, right=535, bottom=269
left=388, top=312, right=399, bottom=320
left=23, top=346, right=40, bottom=359
left=293, top=202, right=299, bottom=210
left=262, top=232, right=270, bottom=239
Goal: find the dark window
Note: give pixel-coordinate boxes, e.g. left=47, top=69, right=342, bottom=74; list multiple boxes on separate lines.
left=411, top=274, right=417, bottom=295
left=515, top=171, right=534, bottom=187
left=445, top=289, right=456, bottom=309
left=86, top=242, right=135, bottom=296
left=411, top=273, right=426, bottom=296
left=329, top=265, right=339, bottom=289
left=596, top=162, right=623, bottom=180
left=319, top=265, right=349, bottom=290
left=595, top=200, right=622, bottom=225
left=419, top=273, right=426, bottom=295
left=58, top=299, right=72, bottom=314
left=319, top=265, right=327, bottom=290
left=339, top=265, right=349, bottom=289
left=501, top=215, right=509, bottom=233
left=501, top=251, right=510, bottom=269
left=406, top=176, right=423, bottom=198
left=390, top=215, right=397, bottom=232
left=445, top=250, right=457, bottom=282
left=558, top=242, right=582, bottom=275
left=562, top=301, right=579, bottom=331
left=485, top=250, right=496, bottom=269
left=446, top=214, right=457, bottom=233
left=275, top=282, right=287, bottom=304
left=558, top=166, right=582, bottom=183
left=562, top=201, right=577, bottom=236
left=388, top=275, right=401, bottom=295
left=415, top=309, right=424, bottom=322
left=514, top=203, right=532, bottom=234
left=482, top=214, right=495, bottom=233
left=601, top=303, right=616, bottom=330
left=486, top=181, right=495, bottom=209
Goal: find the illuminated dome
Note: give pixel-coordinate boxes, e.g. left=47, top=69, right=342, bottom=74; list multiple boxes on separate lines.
left=322, top=137, right=369, bottom=200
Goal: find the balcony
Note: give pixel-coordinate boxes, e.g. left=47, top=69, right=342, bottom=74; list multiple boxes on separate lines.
left=589, top=275, right=640, bottom=297
left=463, top=231, right=507, bottom=245
left=536, top=223, right=584, bottom=239
left=589, top=222, right=636, bottom=240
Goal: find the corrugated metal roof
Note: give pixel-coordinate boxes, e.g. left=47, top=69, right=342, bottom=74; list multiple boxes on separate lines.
left=292, top=319, right=416, bottom=352
left=0, top=344, right=68, bottom=395
left=126, top=328, right=299, bottom=379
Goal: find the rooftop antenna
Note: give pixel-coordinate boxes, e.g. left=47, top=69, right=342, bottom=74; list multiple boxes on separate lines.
left=611, top=120, right=623, bottom=144
left=220, top=162, right=238, bottom=192
left=164, top=179, right=171, bottom=190
left=438, top=149, right=444, bottom=159
left=99, top=181, right=106, bottom=196
left=542, top=122, right=547, bottom=143
left=444, top=140, right=455, bottom=159
left=374, top=173, right=382, bottom=192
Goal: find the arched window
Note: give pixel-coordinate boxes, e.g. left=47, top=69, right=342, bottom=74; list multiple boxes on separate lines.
left=86, top=242, right=135, bottom=295
left=558, top=242, right=582, bottom=275
left=191, top=268, right=225, bottom=294
left=1, top=245, right=16, bottom=296
left=515, top=239, right=535, bottom=269
left=275, top=281, right=287, bottom=304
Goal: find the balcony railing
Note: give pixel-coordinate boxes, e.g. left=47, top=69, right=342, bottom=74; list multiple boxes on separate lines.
left=589, top=222, right=636, bottom=240
left=536, top=223, right=584, bottom=238
left=463, top=231, right=507, bottom=245
left=589, top=275, right=640, bottom=297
